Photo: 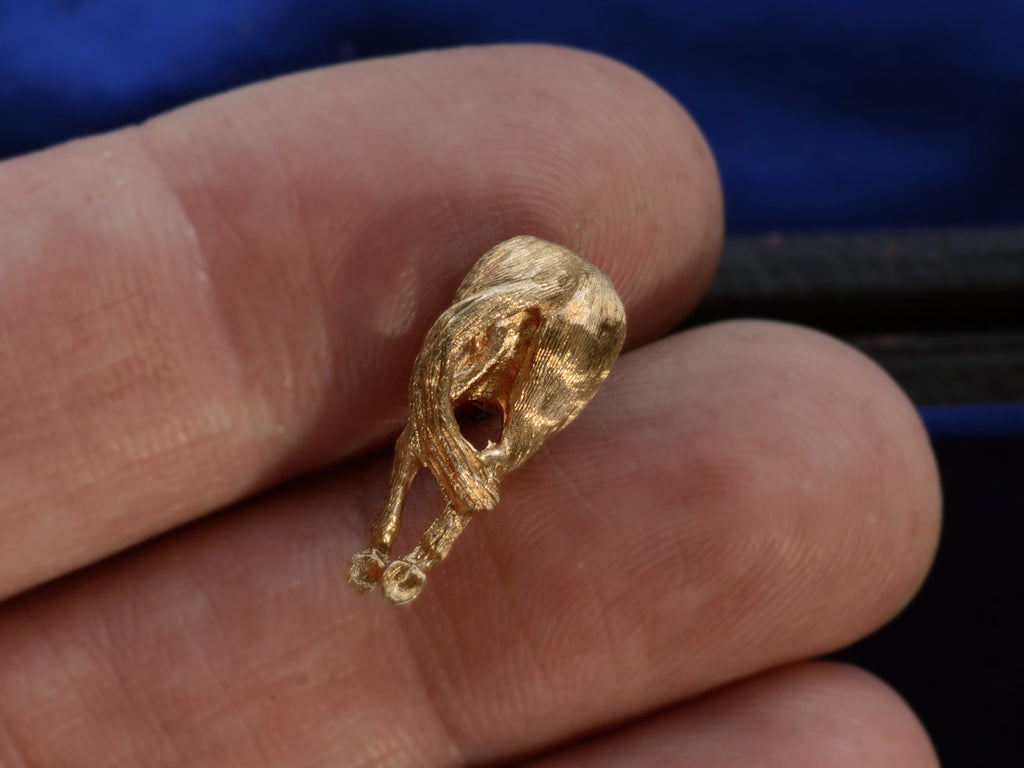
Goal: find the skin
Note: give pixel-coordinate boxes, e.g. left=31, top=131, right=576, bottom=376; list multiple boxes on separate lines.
left=0, top=45, right=941, bottom=767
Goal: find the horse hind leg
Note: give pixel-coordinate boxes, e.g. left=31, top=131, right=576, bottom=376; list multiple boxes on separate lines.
left=381, top=437, right=512, bottom=605
left=347, top=430, right=420, bottom=593
left=380, top=500, right=472, bottom=605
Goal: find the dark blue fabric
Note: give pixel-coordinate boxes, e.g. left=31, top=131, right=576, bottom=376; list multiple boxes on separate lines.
left=3, top=0, right=1024, bottom=233
left=920, top=403, right=1024, bottom=439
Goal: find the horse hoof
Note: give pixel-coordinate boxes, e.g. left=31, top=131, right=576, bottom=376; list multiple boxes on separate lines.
left=348, top=549, right=387, bottom=593
left=381, top=559, right=427, bottom=605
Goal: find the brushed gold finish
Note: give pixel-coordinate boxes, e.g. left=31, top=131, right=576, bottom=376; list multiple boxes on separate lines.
left=348, top=236, right=627, bottom=605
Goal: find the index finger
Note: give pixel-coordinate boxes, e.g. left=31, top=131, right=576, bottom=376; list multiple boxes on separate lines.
left=0, top=45, right=722, bottom=599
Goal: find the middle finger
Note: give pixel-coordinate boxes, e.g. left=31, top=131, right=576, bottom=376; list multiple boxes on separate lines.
left=0, top=321, right=940, bottom=767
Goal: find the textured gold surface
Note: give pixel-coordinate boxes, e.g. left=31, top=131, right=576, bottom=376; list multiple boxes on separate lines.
left=348, top=236, right=626, bottom=605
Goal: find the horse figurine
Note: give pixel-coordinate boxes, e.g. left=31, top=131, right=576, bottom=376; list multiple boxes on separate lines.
left=348, top=236, right=627, bottom=604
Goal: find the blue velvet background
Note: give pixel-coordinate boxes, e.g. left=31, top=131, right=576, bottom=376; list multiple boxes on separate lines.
left=2, top=0, right=1024, bottom=232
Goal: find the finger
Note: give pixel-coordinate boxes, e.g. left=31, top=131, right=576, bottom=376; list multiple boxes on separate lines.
left=0, top=44, right=722, bottom=599
left=0, top=321, right=940, bottom=767
left=524, top=662, right=939, bottom=767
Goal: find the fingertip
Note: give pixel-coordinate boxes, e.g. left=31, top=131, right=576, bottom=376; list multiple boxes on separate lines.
left=690, top=320, right=941, bottom=617
left=678, top=661, right=940, bottom=768
left=579, top=320, right=942, bottom=660
left=501, top=45, right=724, bottom=338
left=143, top=43, right=724, bottom=344
left=768, top=662, right=941, bottom=768
left=762, top=321, right=943, bottom=616
left=530, top=662, right=939, bottom=768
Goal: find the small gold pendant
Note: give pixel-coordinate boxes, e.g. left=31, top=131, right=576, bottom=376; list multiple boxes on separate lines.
left=348, top=236, right=626, bottom=604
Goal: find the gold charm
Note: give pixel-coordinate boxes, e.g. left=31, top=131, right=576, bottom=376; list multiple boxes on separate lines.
left=348, top=236, right=627, bottom=604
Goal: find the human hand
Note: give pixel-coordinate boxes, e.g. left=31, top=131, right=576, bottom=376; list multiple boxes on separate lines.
left=0, top=46, right=941, bottom=766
